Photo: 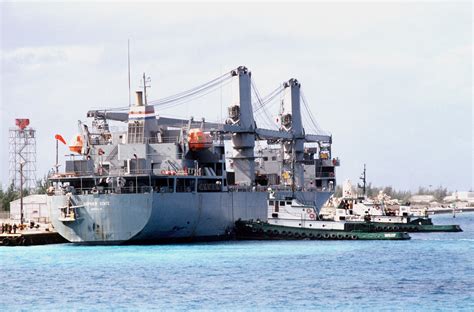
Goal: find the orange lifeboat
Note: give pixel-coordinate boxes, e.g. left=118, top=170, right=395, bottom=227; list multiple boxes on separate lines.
left=69, top=134, right=83, bottom=154
left=188, top=129, right=212, bottom=151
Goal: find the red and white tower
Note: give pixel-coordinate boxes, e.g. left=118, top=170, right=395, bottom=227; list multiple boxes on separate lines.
left=8, top=119, right=37, bottom=191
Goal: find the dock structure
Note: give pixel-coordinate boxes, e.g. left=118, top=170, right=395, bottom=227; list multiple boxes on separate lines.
left=0, top=222, right=66, bottom=246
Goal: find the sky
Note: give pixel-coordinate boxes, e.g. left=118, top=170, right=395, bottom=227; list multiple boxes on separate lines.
left=0, top=1, right=472, bottom=192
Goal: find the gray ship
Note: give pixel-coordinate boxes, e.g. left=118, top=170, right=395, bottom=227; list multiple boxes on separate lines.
left=47, top=66, right=338, bottom=244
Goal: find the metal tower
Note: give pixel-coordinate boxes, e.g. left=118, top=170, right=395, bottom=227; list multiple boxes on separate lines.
left=8, top=119, right=37, bottom=191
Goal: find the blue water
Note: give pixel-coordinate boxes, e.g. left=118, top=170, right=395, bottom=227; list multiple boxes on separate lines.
left=1, top=213, right=473, bottom=311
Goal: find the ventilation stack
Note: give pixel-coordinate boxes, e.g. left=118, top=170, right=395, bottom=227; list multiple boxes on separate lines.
left=127, top=91, right=159, bottom=144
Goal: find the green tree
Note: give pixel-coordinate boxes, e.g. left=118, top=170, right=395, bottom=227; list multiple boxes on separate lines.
left=0, top=184, right=20, bottom=212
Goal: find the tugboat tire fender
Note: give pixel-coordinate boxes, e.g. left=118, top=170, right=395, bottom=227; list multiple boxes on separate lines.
left=316, top=233, right=322, bottom=239
left=351, top=235, right=358, bottom=240
left=330, top=233, right=337, bottom=239
left=323, top=233, right=330, bottom=239
left=2, top=238, right=10, bottom=246
left=375, top=226, right=382, bottom=231
left=394, top=226, right=400, bottom=231
left=337, top=233, right=344, bottom=239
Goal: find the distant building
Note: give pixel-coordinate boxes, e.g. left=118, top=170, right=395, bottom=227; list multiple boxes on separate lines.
left=9, top=194, right=49, bottom=223
left=444, top=191, right=474, bottom=204
left=409, top=195, right=436, bottom=203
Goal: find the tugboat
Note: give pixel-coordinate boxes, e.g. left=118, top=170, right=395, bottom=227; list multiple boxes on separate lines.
left=235, top=191, right=411, bottom=240
left=329, top=167, right=462, bottom=233
left=234, top=156, right=411, bottom=241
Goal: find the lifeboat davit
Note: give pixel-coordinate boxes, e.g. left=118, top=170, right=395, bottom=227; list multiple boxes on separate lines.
left=69, top=134, right=83, bottom=154
left=188, top=129, right=212, bottom=151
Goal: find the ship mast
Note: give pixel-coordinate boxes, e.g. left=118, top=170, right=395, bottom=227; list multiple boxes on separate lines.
left=358, top=164, right=367, bottom=198
left=291, top=141, right=296, bottom=196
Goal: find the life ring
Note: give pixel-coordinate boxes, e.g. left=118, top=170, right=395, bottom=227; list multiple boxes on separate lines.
left=116, top=177, right=126, bottom=188
left=306, top=208, right=312, bottom=214
left=309, top=213, right=316, bottom=220
left=91, top=187, right=99, bottom=195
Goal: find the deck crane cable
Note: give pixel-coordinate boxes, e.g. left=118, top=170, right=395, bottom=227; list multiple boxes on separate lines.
left=103, top=71, right=233, bottom=111
left=251, top=84, right=285, bottom=130
left=251, top=80, right=279, bottom=130
left=300, top=90, right=330, bottom=136
left=147, top=73, right=233, bottom=108
left=253, top=85, right=285, bottom=113
left=152, top=78, right=234, bottom=112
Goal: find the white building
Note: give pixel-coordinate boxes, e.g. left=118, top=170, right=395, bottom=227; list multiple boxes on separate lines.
left=9, top=194, right=49, bottom=223
left=409, top=195, right=436, bottom=203
left=444, top=191, right=474, bottom=204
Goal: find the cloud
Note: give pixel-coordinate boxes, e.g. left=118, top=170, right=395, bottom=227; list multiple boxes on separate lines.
left=2, top=45, right=104, bottom=71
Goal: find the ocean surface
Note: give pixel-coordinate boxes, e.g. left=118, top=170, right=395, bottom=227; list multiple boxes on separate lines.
left=1, top=212, right=473, bottom=311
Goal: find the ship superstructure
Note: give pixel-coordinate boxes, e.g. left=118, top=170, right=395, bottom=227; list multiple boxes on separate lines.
left=47, top=66, right=339, bottom=244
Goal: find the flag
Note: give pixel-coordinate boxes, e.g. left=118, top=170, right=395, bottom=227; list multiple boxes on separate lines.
left=55, top=134, right=67, bottom=145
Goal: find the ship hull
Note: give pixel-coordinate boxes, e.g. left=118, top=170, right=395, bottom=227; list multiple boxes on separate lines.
left=49, top=190, right=333, bottom=244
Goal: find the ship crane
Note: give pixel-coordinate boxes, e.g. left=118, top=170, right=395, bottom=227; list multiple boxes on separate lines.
left=85, top=66, right=333, bottom=187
